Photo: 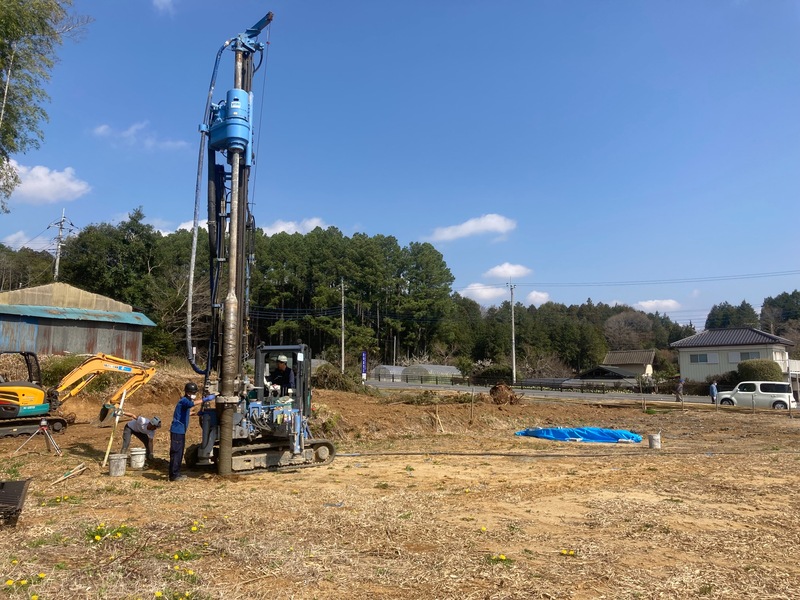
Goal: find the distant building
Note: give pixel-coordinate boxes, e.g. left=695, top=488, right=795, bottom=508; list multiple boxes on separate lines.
left=602, top=349, right=655, bottom=378
left=0, top=283, right=155, bottom=360
left=401, top=364, right=462, bottom=384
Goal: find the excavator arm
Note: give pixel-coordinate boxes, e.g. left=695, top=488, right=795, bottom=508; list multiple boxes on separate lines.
left=47, top=353, right=156, bottom=410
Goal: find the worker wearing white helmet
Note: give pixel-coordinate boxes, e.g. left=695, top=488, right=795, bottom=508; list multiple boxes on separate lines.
left=266, top=354, right=295, bottom=397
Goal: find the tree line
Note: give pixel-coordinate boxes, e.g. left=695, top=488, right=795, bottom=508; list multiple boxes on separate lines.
left=2, top=209, right=800, bottom=380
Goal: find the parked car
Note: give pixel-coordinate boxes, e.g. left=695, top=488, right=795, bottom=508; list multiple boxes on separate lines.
left=717, top=381, right=796, bottom=410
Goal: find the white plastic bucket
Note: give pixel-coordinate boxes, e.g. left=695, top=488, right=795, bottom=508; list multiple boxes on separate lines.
left=129, top=448, right=146, bottom=469
left=647, top=433, right=662, bottom=450
left=109, top=453, right=127, bottom=476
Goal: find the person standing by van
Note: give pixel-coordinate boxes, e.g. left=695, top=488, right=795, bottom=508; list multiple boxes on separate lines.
left=709, top=381, right=718, bottom=405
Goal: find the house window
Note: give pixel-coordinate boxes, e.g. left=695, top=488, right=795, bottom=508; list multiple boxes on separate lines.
left=690, top=353, right=719, bottom=364
left=729, top=351, right=761, bottom=363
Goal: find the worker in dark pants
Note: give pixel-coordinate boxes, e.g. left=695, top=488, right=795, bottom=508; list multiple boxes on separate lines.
left=120, top=413, right=161, bottom=460
left=169, top=382, right=204, bottom=482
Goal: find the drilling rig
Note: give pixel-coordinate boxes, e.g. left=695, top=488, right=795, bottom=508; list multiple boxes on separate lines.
left=186, top=12, right=335, bottom=475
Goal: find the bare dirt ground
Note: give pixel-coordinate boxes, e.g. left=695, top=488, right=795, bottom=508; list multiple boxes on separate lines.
left=2, top=369, right=800, bottom=599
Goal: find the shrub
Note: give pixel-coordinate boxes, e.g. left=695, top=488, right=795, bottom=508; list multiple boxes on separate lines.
left=473, top=364, right=512, bottom=385
left=737, top=359, right=783, bottom=381
left=311, top=363, right=376, bottom=395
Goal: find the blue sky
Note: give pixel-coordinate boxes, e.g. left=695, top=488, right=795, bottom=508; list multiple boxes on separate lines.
left=4, top=0, right=800, bottom=326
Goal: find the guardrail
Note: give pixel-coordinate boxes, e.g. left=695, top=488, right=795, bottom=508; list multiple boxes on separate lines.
left=369, top=374, right=651, bottom=394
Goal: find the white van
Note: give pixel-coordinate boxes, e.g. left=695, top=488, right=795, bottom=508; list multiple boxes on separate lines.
left=717, top=381, right=796, bottom=410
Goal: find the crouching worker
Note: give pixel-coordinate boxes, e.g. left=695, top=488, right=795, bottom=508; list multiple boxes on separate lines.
left=120, top=412, right=162, bottom=461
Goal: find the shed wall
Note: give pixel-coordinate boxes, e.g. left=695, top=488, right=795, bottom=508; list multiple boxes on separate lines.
left=0, top=315, right=142, bottom=360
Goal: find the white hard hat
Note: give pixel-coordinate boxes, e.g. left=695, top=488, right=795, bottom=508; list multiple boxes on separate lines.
left=276, top=355, right=288, bottom=363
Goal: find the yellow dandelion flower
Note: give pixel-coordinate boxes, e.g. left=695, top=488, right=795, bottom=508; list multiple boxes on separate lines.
left=31, top=596, right=39, bottom=600
left=499, top=554, right=506, bottom=560
left=10, top=559, right=17, bottom=565
left=173, top=565, right=180, bottom=571
left=480, top=526, right=487, bottom=532
left=64, top=495, right=69, bottom=499
left=56, top=498, right=61, bottom=502
left=94, top=535, right=101, bottom=541
left=155, top=592, right=163, bottom=598
left=191, top=526, right=198, bottom=532
left=38, top=573, right=46, bottom=579
left=465, top=488, right=470, bottom=493
left=41, top=502, right=46, bottom=506
left=173, top=554, right=179, bottom=560
left=5, top=580, right=13, bottom=586
left=116, top=532, right=122, bottom=538
left=187, top=570, right=194, bottom=576
left=99, top=522, right=105, bottom=528
left=193, top=520, right=198, bottom=525
left=19, top=579, right=28, bottom=585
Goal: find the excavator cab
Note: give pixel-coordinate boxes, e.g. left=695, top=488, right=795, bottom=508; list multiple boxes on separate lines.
left=0, top=352, right=48, bottom=420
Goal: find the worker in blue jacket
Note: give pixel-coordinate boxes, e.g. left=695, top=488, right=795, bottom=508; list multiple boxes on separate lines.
left=168, top=382, right=205, bottom=482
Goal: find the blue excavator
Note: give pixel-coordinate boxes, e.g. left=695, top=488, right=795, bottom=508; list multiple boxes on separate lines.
left=184, top=12, right=335, bottom=474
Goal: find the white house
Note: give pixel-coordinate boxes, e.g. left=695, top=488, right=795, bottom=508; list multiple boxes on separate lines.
left=670, top=327, right=797, bottom=385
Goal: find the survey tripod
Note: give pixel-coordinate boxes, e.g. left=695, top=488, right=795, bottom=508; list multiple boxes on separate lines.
left=14, top=418, right=63, bottom=457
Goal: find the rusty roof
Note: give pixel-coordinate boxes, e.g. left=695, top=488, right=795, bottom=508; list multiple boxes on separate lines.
left=0, top=304, right=155, bottom=327
left=670, top=327, right=794, bottom=348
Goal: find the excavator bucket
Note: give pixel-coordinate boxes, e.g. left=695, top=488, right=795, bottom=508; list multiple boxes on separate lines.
left=97, top=403, right=117, bottom=426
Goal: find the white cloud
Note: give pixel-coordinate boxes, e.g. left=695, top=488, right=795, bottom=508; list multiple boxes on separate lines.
left=460, top=283, right=507, bottom=304
left=635, top=299, right=681, bottom=313
left=9, top=160, right=91, bottom=205
left=92, top=121, right=188, bottom=151
left=526, top=290, right=550, bottom=307
left=176, top=219, right=208, bottom=232
left=2, top=230, right=52, bottom=251
left=153, top=0, right=176, bottom=13
left=262, top=217, right=327, bottom=236
left=429, top=214, right=516, bottom=242
left=484, top=262, right=532, bottom=280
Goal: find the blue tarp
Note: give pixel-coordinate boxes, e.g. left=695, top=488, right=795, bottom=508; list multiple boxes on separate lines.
left=515, top=427, right=643, bottom=444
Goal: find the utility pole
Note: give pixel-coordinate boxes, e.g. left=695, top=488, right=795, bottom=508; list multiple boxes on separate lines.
left=50, top=209, right=73, bottom=281
left=341, top=278, right=345, bottom=374
left=508, top=283, right=516, bottom=384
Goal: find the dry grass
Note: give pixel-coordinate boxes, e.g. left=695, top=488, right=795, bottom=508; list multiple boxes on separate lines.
left=2, top=382, right=800, bottom=599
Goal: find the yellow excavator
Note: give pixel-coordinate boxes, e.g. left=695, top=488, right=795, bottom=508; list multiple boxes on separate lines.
left=0, top=351, right=156, bottom=437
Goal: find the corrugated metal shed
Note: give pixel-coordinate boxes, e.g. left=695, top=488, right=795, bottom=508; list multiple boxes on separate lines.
left=0, top=284, right=154, bottom=360
left=670, top=328, right=794, bottom=348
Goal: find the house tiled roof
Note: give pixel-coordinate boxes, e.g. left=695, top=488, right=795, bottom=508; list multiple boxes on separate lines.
left=670, top=327, right=794, bottom=349
left=602, top=349, right=656, bottom=365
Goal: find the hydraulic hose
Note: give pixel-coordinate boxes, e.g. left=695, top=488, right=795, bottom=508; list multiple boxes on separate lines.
left=186, top=40, right=232, bottom=375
